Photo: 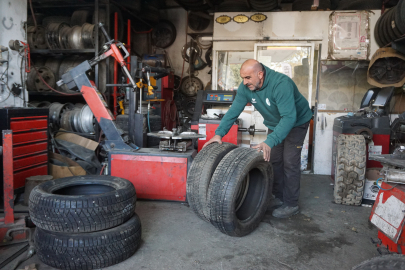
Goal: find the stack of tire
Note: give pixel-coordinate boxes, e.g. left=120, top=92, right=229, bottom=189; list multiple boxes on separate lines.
left=292, top=0, right=331, bottom=10
left=187, top=143, right=273, bottom=237
left=249, top=0, right=279, bottom=11
left=29, top=175, right=141, bottom=269
left=374, top=0, right=405, bottom=48
left=333, top=135, right=366, bottom=206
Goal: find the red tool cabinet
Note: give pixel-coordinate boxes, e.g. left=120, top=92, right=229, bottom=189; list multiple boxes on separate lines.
left=0, top=108, right=49, bottom=194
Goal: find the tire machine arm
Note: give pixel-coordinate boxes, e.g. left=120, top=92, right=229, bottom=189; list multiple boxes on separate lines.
left=57, top=23, right=140, bottom=152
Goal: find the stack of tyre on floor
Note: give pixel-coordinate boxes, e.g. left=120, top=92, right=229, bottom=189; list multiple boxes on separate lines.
left=187, top=143, right=273, bottom=237
left=29, top=175, right=141, bottom=270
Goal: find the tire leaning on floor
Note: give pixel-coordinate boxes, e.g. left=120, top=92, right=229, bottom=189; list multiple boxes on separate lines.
left=35, top=213, right=142, bottom=270
left=351, top=254, right=405, bottom=270
left=333, top=135, right=366, bottom=206
left=29, top=175, right=136, bottom=233
left=208, top=147, right=273, bottom=237
left=187, top=142, right=237, bottom=222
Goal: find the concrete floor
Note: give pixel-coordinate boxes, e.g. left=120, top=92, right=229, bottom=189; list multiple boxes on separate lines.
left=2, top=174, right=379, bottom=270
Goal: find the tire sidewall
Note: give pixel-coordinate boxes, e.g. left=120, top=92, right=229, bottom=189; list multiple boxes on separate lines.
left=225, top=155, right=272, bottom=236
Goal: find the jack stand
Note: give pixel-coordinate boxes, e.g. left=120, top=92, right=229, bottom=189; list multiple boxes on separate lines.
left=0, top=130, right=31, bottom=246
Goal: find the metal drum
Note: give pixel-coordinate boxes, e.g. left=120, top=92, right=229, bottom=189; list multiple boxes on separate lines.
left=27, top=66, right=55, bottom=92
left=81, top=23, right=95, bottom=49
left=68, top=25, right=84, bottom=49
left=27, top=26, right=47, bottom=49
left=45, top=22, right=70, bottom=49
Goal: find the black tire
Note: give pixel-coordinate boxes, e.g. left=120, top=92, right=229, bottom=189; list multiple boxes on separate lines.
left=383, top=8, right=397, bottom=43
left=188, top=12, right=211, bottom=32
left=337, top=0, right=382, bottom=10
left=187, top=142, right=238, bottom=222
left=29, top=175, right=136, bottom=233
left=390, top=7, right=403, bottom=39
left=35, top=213, right=142, bottom=270
left=208, top=147, right=273, bottom=237
left=396, top=0, right=405, bottom=34
left=182, top=97, right=197, bottom=117
left=152, top=20, right=177, bottom=48
left=375, top=13, right=386, bottom=47
left=352, top=254, right=405, bottom=270
left=333, top=135, right=366, bottom=206
left=292, top=0, right=331, bottom=10
left=380, top=11, right=391, bottom=46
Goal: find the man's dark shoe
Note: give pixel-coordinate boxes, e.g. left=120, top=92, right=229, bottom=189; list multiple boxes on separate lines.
left=272, top=205, right=299, bottom=218
left=268, top=197, right=283, bottom=211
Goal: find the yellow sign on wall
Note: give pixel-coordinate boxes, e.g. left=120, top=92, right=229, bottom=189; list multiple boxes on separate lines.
left=216, top=15, right=232, bottom=24
left=233, top=15, right=249, bottom=23
left=250, top=13, right=267, bottom=23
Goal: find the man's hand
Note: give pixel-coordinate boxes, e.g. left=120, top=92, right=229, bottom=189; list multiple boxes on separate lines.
left=252, top=142, right=271, bottom=162
left=202, top=135, right=222, bottom=149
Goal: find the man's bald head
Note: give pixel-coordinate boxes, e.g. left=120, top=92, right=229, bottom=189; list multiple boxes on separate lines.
left=240, top=59, right=265, bottom=91
left=241, top=59, right=263, bottom=73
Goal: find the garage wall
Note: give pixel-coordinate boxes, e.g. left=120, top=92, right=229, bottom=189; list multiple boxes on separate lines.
left=213, top=10, right=380, bottom=60
left=0, top=0, right=27, bottom=108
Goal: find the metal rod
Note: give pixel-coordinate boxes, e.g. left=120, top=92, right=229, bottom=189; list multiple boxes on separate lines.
left=106, top=0, right=110, bottom=107
left=3, top=130, right=14, bottom=224
left=106, top=84, right=132, bottom=87
left=311, top=44, right=322, bottom=173
left=127, top=19, right=131, bottom=85
left=113, top=12, right=118, bottom=118
left=95, top=0, right=99, bottom=88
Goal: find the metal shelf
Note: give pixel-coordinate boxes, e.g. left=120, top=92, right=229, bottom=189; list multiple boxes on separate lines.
left=28, top=91, right=82, bottom=96
left=30, top=49, right=96, bottom=54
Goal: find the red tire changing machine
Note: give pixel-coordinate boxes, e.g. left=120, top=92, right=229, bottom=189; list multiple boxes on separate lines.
left=368, top=152, right=405, bottom=255
left=190, top=90, right=266, bottom=152
left=58, top=23, right=201, bottom=202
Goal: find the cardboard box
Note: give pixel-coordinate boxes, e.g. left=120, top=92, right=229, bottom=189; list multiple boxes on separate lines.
left=55, top=131, right=98, bottom=151
left=363, top=168, right=381, bottom=204
left=49, top=152, right=86, bottom=179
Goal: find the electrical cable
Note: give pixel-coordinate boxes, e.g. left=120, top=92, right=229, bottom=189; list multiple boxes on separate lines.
left=28, top=0, right=38, bottom=31
left=376, top=178, right=397, bottom=190
left=0, top=51, right=12, bottom=103
left=174, top=10, right=188, bottom=91
left=148, top=109, right=152, bottom=132
left=100, top=164, right=106, bottom=175
left=31, top=64, right=81, bottom=96
left=163, top=99, right=177, bottom=128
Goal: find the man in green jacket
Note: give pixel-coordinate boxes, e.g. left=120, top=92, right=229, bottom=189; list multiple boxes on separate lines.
left=203, top=59, right=312, bottom=218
